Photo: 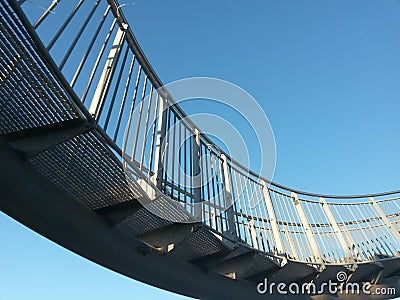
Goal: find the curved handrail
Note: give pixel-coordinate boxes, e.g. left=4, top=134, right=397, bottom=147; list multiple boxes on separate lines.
left=101, top=0, right=399, bottom=200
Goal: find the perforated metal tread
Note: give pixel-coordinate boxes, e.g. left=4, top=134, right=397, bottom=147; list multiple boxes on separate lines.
left=214, top=251, right=280, bottom=280
left=169, top=227, right=229, bottom=262
left=247, top=260, right=318, bottom=284
left=29, top=131, right=135, bottom=210
left=192, top=243, right=252, bottom=270
left=116, top=206, right=173, bottom=237
left=0, top=1, right=79, bottom=135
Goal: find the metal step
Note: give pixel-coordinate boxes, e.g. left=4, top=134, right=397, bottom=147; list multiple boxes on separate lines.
left=246, top=260, right=319, bottom=284
left=212, top=251, right=280, bottom=280
left=95, top=199, right=143, bottom=226
left=136, top=223, right=201, bottom=249
left=192, top=244, right=252, bottom=270
left=370, top=258, right=400, bottom=282
left=347, top=262, right=383, bottom=283
left=168, top=227, right=229, bottom=262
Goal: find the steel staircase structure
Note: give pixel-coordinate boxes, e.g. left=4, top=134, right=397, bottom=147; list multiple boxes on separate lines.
left=0, top=0, right=399, bottom=299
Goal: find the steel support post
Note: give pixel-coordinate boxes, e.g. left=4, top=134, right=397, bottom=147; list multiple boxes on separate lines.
left=261, top=181, right=284, bottom=256
left=292, top=192, right=325, bottom=269
left=221, top=154, right=237, bottom=241
left=152, top=95, right=168, bottom=190
left=248, top=219, right=259, bottom=250
left=284, top=226, right=299, bottom=260
left=370, top=197, right=400, bottom=242
left=192, top=128, right=202, bottom=221
left=89, top=23, right=127, bottom=119
left=320, top=197, right=359, bottom=268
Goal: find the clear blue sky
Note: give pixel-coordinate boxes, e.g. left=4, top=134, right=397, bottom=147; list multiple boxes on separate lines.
left=1, top=0, right=400, bottom=299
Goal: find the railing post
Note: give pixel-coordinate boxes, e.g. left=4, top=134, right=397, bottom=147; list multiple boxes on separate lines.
left=261, top=182, right=284, bottom=256
left=248, top=219, right=259, bottom=250
left=151, top=95, right=168, bottom=190
left=89, top=23, right=127, bottom=119
left=369, top=197, right=400, bottom=242
left=221, top=154, right=237, bottom=241
left=292, top=192, right=325, bottom=269
left=192, top=128, right=202, bottom=221
left=320, top=198, right=359, bottom=268
left=284, top=226, right=299, bottom=260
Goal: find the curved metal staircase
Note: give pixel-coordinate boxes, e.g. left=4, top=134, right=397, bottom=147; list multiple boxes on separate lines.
left=0, top=1, right=399, bottom=299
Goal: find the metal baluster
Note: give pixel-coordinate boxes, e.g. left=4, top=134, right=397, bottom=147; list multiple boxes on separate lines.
left=47, top=0, right=85, bottom=51
left=103, top=44, right=129, bottom=130
left=71, top=5, right=111, bottom=88
left=33, top=0, right=61, bottom=28
left=81, top=19, right=117, bottom=104
left=59, top=0, right=102, bottom=70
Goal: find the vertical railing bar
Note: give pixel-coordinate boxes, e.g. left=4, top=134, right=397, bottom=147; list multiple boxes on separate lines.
left=373, top=225, right=392, bottom=256
left=236, top=172, right=250, bottom=244
left=216, top=156, right=225, bottom=232
left=270, top=191, right=284, bottom=253
left=191, top=128, right=201, bottom=221
left=140, top=85, right=154, bottom=170
left=170, top=114, right=177, bottom=196
left=378, top=228, right=393, bottom=256
left=71, top=5, right=111, bottom=88
left=371, top=202, right=399, bottom=253
left=33, top=0, right=61, bottom=29
left=151, top=93, right=167, bottom=191
left=210, top=155, right=218, bottom=231
left=123, top=65, right=142, bottom=139
left=131, top=75, right=148, bottom=162
left=337, top=204, right=362, bottom=260
left=308, top=202, right=326, bottom=261
left=262, top=184, right=285, bottom=255
left=103, top=43, right=129, bottom=130
left=228, top=165, right=241, bottom=241
left=370, top=197, right=400, bottom=252
left=191, top=130, right=196, bottom=213
left=347, top=204, right=374, bottom=260
left=162, top=110, right=172, bottom=193
left=203, top=148, right=211, bottom=226
left=177, top=118, right=183, bottom=202
left=148, top=93, right=159, bottom=175
left=321, top=205, right=338, bottom=262
left=356, top=204, right=381, bottom=255
left=183, top=127, right=188, bottom=208
left=113, top=55, right=135, bottom=141
left=89, top=24, right=127, bottom=119
left=59, top=0, right=101, bottom=70
left=233, top=170, right=247, bottom=243
left=253, top=184, right=267, bottom=252
left=282, top=194, right=302, bottom=260
left=250, top=183, right=263, bottom=250
left=203, top=146, right=210, bottom=223
left=322, top=205, right=343, bottom=263
left=47, top=0, right=85, bottom=51
left=220, top=154, right=237, bottom=241
left=81, top=18, right=117, bottom=104
left=259, top=186, right=273, bottom=251
left=346, top=205, right=370, bottom=259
